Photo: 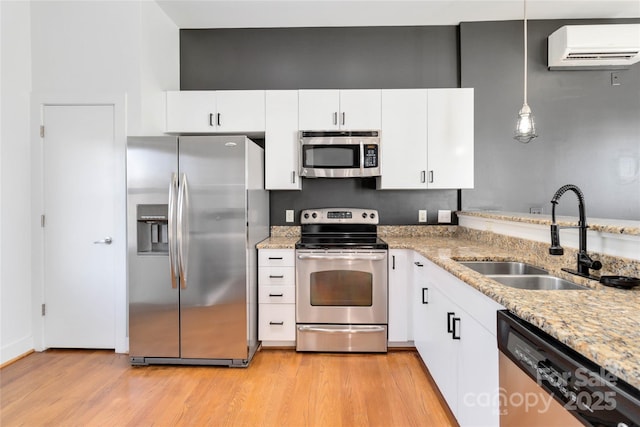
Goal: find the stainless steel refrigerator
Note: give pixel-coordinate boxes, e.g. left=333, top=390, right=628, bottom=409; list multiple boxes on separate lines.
left=127, top=135, right=269, bottom=367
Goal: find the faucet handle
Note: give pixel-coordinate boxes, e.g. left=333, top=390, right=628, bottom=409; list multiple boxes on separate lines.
left=578, top=252, right=602, bottom=271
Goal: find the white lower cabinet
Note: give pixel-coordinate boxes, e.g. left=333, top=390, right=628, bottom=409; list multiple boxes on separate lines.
left=388, top=249, right=413, bottom=344
left=258, top=249, right=296, bottom=346
left=413, top=254, right=503, bottom=427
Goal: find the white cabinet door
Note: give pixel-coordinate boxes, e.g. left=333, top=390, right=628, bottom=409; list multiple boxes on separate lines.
left=339, top=89, right=381, bottom=130
left=165, top=90, right=265, bottom=133
left=298, top=89, right=381, bottom=130
left=388, top=250, right=412, bottom=343
left=456, top=311, right=500, bottom=427
left=425, top=286, right=460, bottom=416
left=216, top=90, right=265, bottom=132
left=265, top=90, right=301, bottom=190
left=298, top=90, right=340, bottom=130
left=412, top=253, right=430, bottom=356
left=427, top=89, right=474, bottom=189
left=379, top=89, right=428, bottom=189
left=165, top=91, right=216, bottom=133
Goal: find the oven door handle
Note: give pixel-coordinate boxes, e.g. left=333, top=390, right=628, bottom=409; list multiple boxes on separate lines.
left=297, top=325, right=386, bottom=334
left=296, top=254, right=386, bottom=261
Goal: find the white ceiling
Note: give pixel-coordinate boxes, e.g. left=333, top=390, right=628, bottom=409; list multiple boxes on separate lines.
left=156, top=0, right=640, bottom=29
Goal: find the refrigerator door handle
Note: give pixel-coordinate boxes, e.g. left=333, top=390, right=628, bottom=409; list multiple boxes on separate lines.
left=168, top=173, right=179, bottom=289
left=177, top=173, right=189, bottom=289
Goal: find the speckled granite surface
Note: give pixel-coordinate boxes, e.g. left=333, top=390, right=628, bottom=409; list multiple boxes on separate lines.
left=256, top=226, right=640, bottom=390
left=459, top=210, right=640, bottom=236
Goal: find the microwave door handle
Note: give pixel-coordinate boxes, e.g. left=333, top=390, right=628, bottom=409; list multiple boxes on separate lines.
left=359, top=139, right=365, bottom=174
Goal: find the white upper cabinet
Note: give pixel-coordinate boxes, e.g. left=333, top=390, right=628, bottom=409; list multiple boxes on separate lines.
left=378, top=88, right=474, bottom=190
left=427, top=89, right=474, bottom=189
left=165, top=90, right=265, bottom=133
left=265, top=90, right=301, bottom=190
left=298, top=89, right=381, bottom=130
left=379, top=89, right=428, bottom=189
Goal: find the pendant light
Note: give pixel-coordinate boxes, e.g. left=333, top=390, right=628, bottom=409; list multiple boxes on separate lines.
left=514, top=0, right=538, bottom=143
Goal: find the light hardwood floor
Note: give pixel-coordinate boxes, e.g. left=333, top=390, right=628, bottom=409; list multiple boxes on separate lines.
left=1, top=348, right=457, bottom=426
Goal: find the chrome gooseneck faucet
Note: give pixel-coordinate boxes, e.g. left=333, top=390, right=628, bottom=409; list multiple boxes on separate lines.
left=549, top=184, right=602, bottom=278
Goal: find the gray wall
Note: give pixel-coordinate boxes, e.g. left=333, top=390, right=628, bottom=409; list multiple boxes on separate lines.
left=180, top=26, right=461, bottom=225
left=460, top=19, right=640, bottom=220
left=180, top=20, right=640, bottom=224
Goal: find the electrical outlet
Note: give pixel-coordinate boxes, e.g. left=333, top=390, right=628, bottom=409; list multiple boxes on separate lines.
left=530, top=207, right=543, bottom=215
left=418, top=210, right=427, bottom=223
left=285, top=210, right=294, bottom=223
left=438, top=210, right=452, bottom=223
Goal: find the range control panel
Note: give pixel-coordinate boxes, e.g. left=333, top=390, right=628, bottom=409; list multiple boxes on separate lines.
left=300, top=208, right=379, bottom=225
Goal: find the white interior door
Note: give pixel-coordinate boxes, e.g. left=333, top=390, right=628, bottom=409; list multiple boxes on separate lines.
left=43, top=104, right=116, bottom=348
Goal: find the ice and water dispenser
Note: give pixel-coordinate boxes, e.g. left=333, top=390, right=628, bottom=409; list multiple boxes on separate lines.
left=136, top=204, right=169, bottom=254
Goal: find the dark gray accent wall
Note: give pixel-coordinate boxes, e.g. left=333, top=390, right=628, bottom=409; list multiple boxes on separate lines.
left=460, top=19, right=640, bottom=220
left=180, top=20, right=640, bottom=224
left=180, top=26, right=461, bottom=225
left=180, top=26, right=459, bottom=90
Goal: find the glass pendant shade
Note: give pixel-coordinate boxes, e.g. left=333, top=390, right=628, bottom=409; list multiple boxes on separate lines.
left=514, top=102, right=537, bottom=143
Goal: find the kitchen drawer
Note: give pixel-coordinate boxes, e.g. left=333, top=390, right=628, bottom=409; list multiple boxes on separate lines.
left=259, top=285, right=295, bottom=304
left=259, top=304, right=296, bottom=341
left=258, top=249, right=295, bottom=267
left=259, top=267, right=295, bottom=285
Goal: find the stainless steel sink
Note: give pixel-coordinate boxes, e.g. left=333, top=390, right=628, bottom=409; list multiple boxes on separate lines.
left=487, top=275, right=589, bottom=291
left=459, top=261, right=548, bottom=275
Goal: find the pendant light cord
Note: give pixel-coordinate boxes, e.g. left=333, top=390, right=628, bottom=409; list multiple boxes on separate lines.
left=523, top=0, right=528, bottom=105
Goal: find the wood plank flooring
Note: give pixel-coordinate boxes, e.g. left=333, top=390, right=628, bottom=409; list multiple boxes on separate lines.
left=0, top=348, right=457, bottom=426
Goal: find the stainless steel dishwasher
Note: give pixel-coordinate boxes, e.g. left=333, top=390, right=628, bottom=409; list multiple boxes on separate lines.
left=497, top=310, right=640, bottom=427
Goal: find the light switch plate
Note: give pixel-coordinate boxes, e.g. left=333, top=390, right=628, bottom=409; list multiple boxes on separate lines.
left=438, top=210, right=452, bottom=223
left=418, top=210, right=427, bottom=223
left=285, top=210, right=294, bottom=223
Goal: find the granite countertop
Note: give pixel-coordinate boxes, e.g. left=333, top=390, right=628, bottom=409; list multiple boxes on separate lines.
left=459, top=210, right=640, bottom=236
left=256, top=233, right=640, bottom=391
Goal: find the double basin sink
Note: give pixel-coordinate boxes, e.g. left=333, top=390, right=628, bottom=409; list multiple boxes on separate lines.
left=459, top=261, right=589, bottom=291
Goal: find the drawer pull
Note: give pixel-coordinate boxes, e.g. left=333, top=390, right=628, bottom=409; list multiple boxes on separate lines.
left=269, top=321, right=284, bottom=326
left=268, top=293, right=284, bottom=297
left=269, top=275, right=284, bottom=279
left=268, top=257, right=283, bottom=260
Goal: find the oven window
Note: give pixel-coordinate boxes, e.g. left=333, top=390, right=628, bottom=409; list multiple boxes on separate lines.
left=310, top=270, right=373, bottom=306
left=302, top=145, right=359, bottom=168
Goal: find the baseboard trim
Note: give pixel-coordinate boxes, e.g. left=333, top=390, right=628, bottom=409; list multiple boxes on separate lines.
left=1, top=349, right=35, bottom=369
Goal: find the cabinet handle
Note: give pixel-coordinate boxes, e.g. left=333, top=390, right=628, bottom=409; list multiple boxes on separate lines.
left=392, top=255, right=396, bottom=270
left=217, top=113, right=221, bottom=126
left=414, top=261, right=424, bottom=267
left=452, top=317, right=461, bottom=340
left=269, top=321, right=284, bottom=326
left=429, top=170, right=434, bottom=183
left=422, top=288, right=428, bottom=304
left=333, top=112, right=338, bottom=125
left=268, top=293, right=284, bottom=297
left=341, top=112, right=346, bottom=125
left=421, top=171, right=426, bottom=183
left=447, top=312, right=455, bottom=333
left=209, top=113, right=214, bottom=127
left=268, top=257, right=283, bottom=260
left=269, top=275, right=284, bottom=279
left=291, top=171, right=296, bottom=184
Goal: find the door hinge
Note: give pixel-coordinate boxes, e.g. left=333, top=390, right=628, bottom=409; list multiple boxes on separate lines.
left=41, top=303, right=46, bottom=316
left=40, top=125, right=45, bottom=138
left=41, top=214, right=46, bottom=227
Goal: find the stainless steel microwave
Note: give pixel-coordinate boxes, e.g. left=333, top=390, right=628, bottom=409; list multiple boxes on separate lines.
left=299, top=130, right=381, bottom=178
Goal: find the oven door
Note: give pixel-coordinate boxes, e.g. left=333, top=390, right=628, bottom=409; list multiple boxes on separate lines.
left=296, top=250, right=388, bottom=324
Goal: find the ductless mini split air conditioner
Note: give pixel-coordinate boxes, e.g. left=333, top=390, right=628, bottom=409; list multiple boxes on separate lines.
left=548, top=24, right=640, bottom=70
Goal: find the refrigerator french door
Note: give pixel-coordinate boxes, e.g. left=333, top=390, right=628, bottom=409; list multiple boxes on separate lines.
left=127, top=136, right=268, bottom=366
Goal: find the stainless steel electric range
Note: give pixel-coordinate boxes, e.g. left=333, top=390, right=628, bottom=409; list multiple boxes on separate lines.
left=295, top=208, right=388, bottom=352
